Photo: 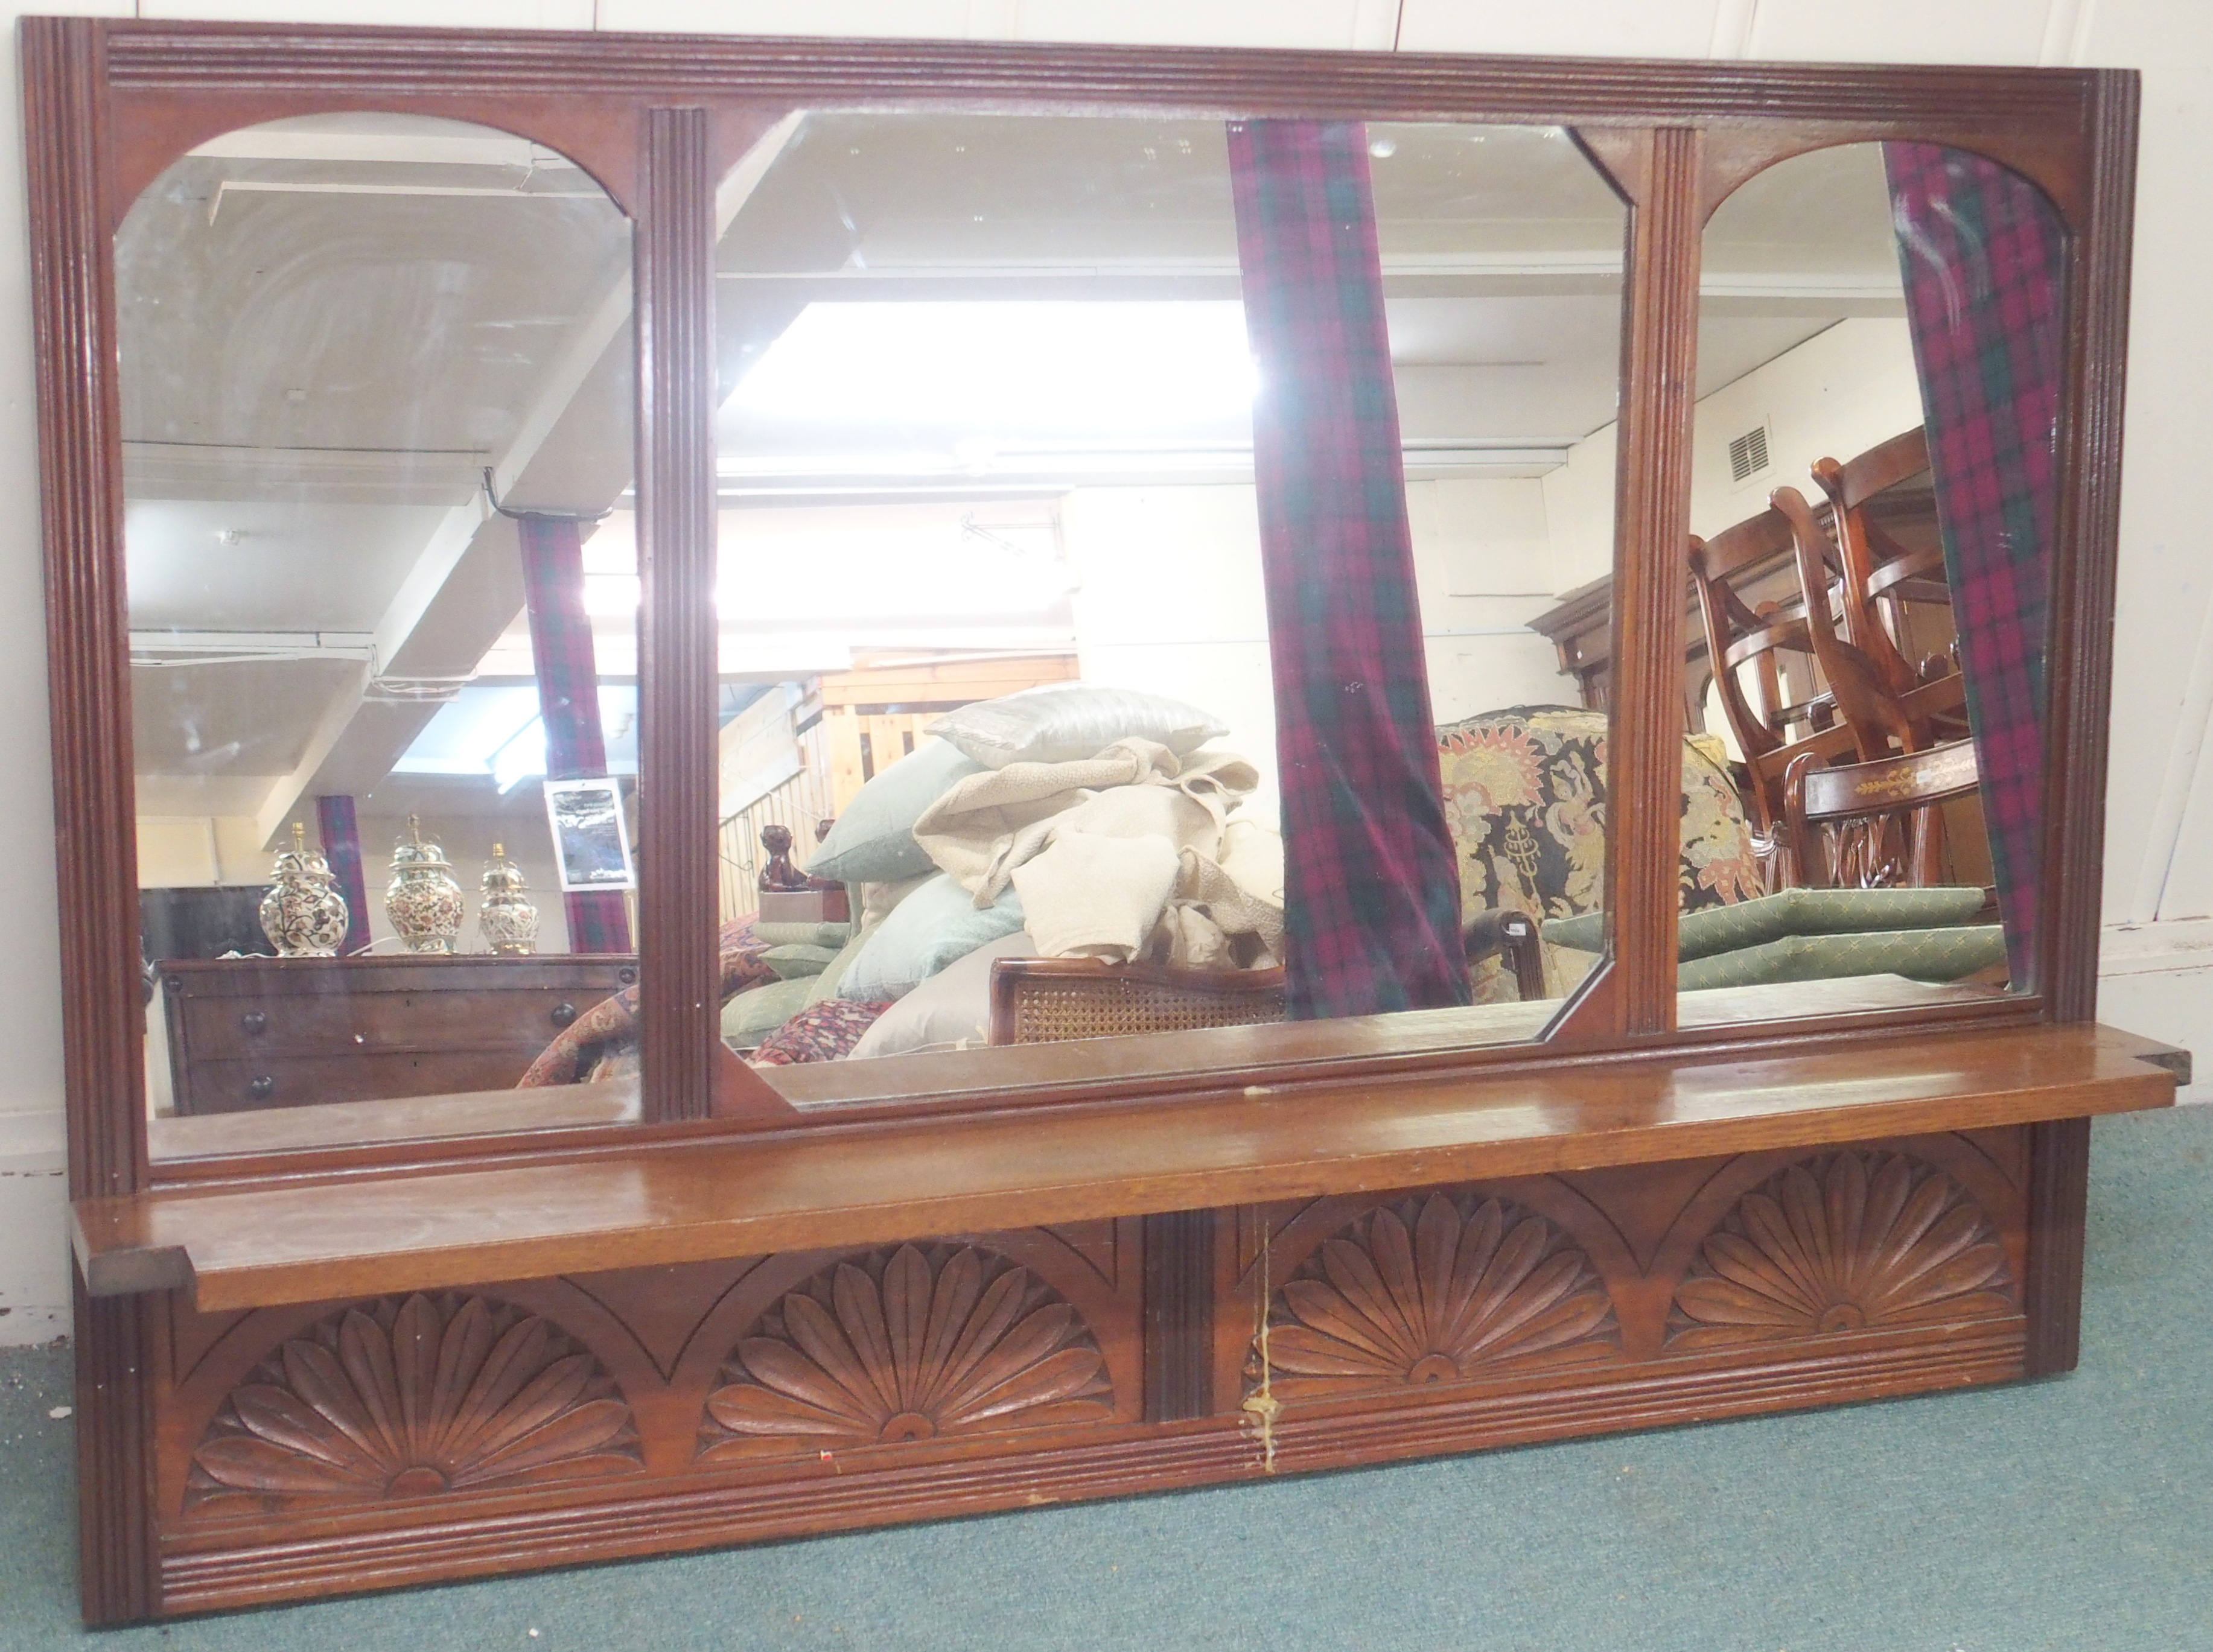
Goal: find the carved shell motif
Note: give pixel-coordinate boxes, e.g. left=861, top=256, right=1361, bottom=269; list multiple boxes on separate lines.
left=1667, top=1151, right=2016, bottom=1350
left=185, top=1294, right=640, bottom=1512
left=1246, top=1192, right=1617, bottom=1402
left=699, top=1244, right=1113, bottom=1459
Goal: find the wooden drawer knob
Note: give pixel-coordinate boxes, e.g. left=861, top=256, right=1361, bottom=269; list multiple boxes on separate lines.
left=240, top=1011, right=267, bottom=1036
left=550, top=1002, right=578, bottom=1029
left=247, top=1076, right=275, bottom=1102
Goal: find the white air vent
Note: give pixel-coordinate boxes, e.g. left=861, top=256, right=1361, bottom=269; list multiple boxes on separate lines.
left=1728, top=422, right=1772, bottom=484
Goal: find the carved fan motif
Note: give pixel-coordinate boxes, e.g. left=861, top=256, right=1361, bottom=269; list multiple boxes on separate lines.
left=699, top=1243, right=1113, bottom=1459
left=1246, top=1192, right=1617, bottom=1402
left=1667, top=1151, right=2017, bottom=1349
left=184, top=1293, right=640, bottom=1512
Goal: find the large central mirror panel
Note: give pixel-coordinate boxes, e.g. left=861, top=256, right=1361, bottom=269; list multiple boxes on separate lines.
left=689, top=112, right=1629, bottom=1102
left=123, top=115, right=644, bottom=1159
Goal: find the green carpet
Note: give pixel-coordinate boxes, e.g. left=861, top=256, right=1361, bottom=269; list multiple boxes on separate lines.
left=5, top=1107, right=2209, bottom=1651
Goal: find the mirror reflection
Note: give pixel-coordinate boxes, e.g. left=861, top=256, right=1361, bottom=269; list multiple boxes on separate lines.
left=626, top=113, right=1632, bottom=1087
left=1607, top=139, right=2062, bottom=1026
left=121, top=115, right=642, bottom=1157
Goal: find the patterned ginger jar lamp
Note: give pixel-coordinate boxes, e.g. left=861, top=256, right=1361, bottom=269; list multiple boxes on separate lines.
left=476, top=842, right=540, bottom=956
left=384, top=815, right=466, bottom=955
left=258, top=821, right=351, bottom=958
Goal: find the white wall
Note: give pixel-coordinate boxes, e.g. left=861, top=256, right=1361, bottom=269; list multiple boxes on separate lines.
left=5, top=0, right=2208, bottom=1342
left=1685, top=319, right=1924, bottom=539
left=1063, top=475, right=1584, bottom=822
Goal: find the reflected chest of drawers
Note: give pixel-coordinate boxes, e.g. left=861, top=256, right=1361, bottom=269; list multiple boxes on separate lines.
left=157, top=955, right=637, bottom=1115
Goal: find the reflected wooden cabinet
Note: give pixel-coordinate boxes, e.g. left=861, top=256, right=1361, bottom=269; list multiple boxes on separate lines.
left=158, top=956, right=637, bottom=1116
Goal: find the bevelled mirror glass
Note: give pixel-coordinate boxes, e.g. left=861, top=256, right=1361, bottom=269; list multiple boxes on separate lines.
left=121, top=114, right=642, bottom=1158
left=657, top=111, right=1627, bottom=1107
left=1676, top=140, right=2063, bottom=1029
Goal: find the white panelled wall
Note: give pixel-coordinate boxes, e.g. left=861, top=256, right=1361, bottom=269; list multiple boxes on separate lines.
left=2, top=0, right=2206, bottom=1342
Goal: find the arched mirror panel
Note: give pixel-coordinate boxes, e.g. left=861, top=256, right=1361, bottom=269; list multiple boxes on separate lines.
left=1678, top=141, right=2063, bottom=1029
left=119, top=114, right=643, bottom=1160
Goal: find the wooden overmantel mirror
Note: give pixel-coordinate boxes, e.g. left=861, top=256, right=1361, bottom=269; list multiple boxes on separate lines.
left=23, top=14, right=2180, bottom=1624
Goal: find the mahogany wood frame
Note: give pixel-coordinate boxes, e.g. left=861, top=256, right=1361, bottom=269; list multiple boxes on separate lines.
left=24, top=16, right=2147, bottom=1626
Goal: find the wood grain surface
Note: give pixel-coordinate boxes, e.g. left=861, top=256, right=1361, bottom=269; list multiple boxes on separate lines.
left=76, top=1022, right=2173, bottom=1311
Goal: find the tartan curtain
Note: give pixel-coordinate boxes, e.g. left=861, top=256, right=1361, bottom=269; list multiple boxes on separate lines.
left=1227, top=120, right=1468, bottom=1020
left=312, top=793, right=372, bottom=957
left=518, top=514, right=633, bottom=955
left=1885, top=143, right=2066, bottom=986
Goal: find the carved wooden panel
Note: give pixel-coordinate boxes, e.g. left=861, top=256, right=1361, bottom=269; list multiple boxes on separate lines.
left=136, top=1148, right=2035, bottom=1618
left=156, top=1219, right=1144, bottom=1539
left=183, top=1293, right=642, bottom=1514
left=1666, top=1150, right=2016, bottom=1349
left=1217, top=1129, right=2028, bottom=1411
left=1244, top=1192, right=1618, bottom=1405
left=698, top=1242, right=1116, bottom=1460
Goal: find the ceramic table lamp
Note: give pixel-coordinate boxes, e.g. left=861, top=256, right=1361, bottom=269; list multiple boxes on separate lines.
left=385, top=815, right=465, bottom=955
left=477, top=842, right=540, bottom=955
left=256, top=821, right=350, bottom=957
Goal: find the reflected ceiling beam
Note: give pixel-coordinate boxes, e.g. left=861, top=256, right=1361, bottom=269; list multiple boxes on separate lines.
left=121, top=442, right=483, bottom=506
left=266, top=512, right=533, bottom=842
left=252, top=659, right=373, bottom=847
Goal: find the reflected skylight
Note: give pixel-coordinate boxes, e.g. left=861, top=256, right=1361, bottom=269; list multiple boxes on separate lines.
left=725, top=301, right=1258, bottom=431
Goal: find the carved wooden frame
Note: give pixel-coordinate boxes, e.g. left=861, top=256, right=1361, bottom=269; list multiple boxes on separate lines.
left=22, top=16, right=2142, bottom=1625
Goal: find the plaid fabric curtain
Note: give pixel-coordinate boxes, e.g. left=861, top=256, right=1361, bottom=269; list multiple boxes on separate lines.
left=312, top=793, right=372, bottom=956
left=518, top=514, right=633, bottom=955
left=1227, top=120, right=1468, bottom=1019
left=1885, top=143, right=2066, bottom=985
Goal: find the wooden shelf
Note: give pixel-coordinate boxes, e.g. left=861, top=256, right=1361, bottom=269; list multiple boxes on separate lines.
left=75, top=1021, right=2179, bottom=1312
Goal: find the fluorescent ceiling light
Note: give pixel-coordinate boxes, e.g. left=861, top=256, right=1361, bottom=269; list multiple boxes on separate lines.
left=727, top=302, right=1258, bottom=430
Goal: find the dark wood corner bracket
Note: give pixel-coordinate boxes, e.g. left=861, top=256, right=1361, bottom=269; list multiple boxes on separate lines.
left=21, top=17, right=2153, bottom=1624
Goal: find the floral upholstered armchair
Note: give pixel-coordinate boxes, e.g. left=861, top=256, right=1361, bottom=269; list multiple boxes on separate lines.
left=1435, top=705, right=1763, bottom=1002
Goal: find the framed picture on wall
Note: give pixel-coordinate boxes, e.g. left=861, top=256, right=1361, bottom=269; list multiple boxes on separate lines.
left=543, top=778, right=635, bottom=892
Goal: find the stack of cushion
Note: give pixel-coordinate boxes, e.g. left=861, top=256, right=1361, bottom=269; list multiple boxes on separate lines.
left=722, top=684, right=1234, bottom=1060
left=1541, top=886, right=2004, bottom=990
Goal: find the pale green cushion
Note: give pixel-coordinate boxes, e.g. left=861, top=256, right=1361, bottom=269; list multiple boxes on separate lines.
left=804, top=924, right=877, bottom=1007
left=1547, top=923, right=2005, bottom=992
left=1677, top=925, right=2006, bottom=990
left=838, top=873, right=1027, bottom=1003
left=719, top=976, right=815, bottom=1046
left=927, top=684, right=1227, bottom=770
left=806, top=738, right=981, bottom=885
left=1541, top=886, right=1989, bottom=961
left=762, top=943, right=841, bottom=981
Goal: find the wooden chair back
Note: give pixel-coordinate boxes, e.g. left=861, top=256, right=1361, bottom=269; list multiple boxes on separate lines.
left=1810, top=427, right=1955, bottom=704
left=1769, top=484, right=1917, bottom=763
left=1782, top=738, right=1980, bottom=890
left=1688, top=505, right=1835, bottom=837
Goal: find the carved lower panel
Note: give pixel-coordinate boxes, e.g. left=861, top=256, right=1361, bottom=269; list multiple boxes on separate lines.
left=1218, top=1130, right=2027, bottom=1407
left=1244, top=1192, right=1618, bottom=1404
left=183, top=1294, right=642, bottom=1514
left=698, top=1242, right=1115, bottom=1460
left=140, top=1141, right=2034, bottom=1619
left=1667, top=1151, right=2016, bottom=1349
